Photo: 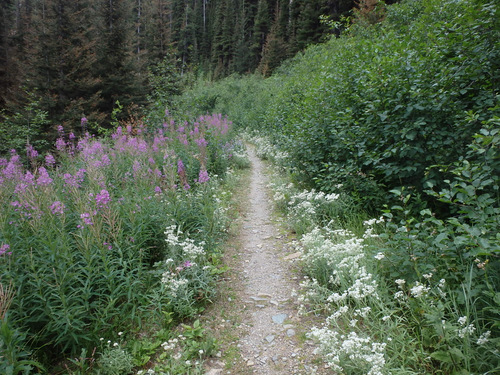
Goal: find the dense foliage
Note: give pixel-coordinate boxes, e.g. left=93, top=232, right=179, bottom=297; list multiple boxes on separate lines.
left=0, top=112, right=247, bottom=372
left=177, top=0, right=500, bottom=372
left=179, top=0, right=500, bottom=211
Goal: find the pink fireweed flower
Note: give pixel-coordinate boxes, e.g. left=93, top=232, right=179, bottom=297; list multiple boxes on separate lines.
left=69, top=132, right=76, bottom=140
left=36, top=167, right=53, bottom=186
left=2, top=158, right=22, bottom=181
left=24, top=171, right=36, bottom=185
left=81, top=117, right=88, bottom=129
left=177, top=159, right=185, bottom=174
left=133, top=160, right=141, bottom=173
left=197, top=168, right=210, bottom=184
left=0, top=244, right=12, bottom=256
left=14, top=183, right=29, bottom=194
left=195, top=138, right=208, bottom=147
left=100, top=154, right=111, bottom=166
left=79, top=213, right=93, bottom=227
left=154, top=168, right=162, bottom=178
left=95, top=189, right=111, bottom=208
left=177, top=159, right=190, bottom=190
left=50, top=201, right=65, bottom=215
left=137, top=139, right=148, bottom=153
left=55, top=138, right=66, bottom=151
left=26, top=144, right=38, bottom=159
left=63, top=173, right=77, bottom=188
left=183, top=260, right=193, bottom=268
left=57, top=125, right=65, bottom=137
left=45, top=154, right=56, bottom=167
left=154, top=186, right=162, bottom=194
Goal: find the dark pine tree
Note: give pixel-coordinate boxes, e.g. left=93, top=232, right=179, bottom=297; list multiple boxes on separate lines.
left=97, top=0, right=147, bottom=125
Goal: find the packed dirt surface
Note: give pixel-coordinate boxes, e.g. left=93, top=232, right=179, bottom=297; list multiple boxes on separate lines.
left=203, top=146, right=328, bottom=375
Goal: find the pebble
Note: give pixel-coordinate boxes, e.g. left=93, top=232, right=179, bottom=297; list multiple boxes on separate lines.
left=272, top=313, right=287, bottom=324
left=284, top=251, right=302, bottom=260
left=249, top=296, right=267, bottom=302
left=247, top=360, right=255, bottom=366
left=265, top=335, right=275, bottom=343
left=287, top=329, right=296, bottom=337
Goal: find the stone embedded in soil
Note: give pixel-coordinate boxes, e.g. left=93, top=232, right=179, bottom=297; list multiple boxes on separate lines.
left=265, top=335, right=275, bottom=343
left=249, top=296, right=268, bottom=302
left=272, top=313, right=288, bottom=324
left=257, top=293, right=272, bottom=298
left=287, top=329, right=296, bottom=337
left=284, top=251, right=302, bottom=261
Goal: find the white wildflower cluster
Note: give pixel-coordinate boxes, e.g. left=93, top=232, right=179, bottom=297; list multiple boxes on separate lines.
left=298, top=225, right=389, bottom=374
left=270, top=182, right=294, bottom=208
left=477, top=330, right=491, bottom=345
left=363, top=216, right=384, bottom=239
left=164, top=225, right=206, bottom=260
left=161, top=334, right=186, bottom=360
left=310, top=327, right=387, bottom=375
left=161, top=270, right=188, bottom=298
left=287, top=189, right=339, bottom=220
left=458, top=324, right=476, bottom=338
left=301, top=228, right=380, bottom=303
left=251, top=136, right=290, bottom=164
left=409, top=281, right=430, bottom=298
left=456, top=316, right=476, bottom=339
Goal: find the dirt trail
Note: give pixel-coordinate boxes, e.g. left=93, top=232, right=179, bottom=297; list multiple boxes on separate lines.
left=204, top=146, right=326, bottom=375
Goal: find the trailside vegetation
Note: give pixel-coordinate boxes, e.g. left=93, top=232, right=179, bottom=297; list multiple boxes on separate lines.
left=176, top=0, right=500, bottom=372
left=0, top=112, right=248, bottom=373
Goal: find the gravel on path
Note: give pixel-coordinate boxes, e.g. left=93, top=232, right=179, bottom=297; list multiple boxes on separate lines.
left=203, top=145, right=328, bottom=375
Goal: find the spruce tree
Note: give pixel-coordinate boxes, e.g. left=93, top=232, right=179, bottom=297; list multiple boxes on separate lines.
left=97, top=0, right=146, bottom=125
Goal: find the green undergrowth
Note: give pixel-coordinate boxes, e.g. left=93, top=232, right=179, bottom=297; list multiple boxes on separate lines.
left=254, top=135, right=499, bottom=374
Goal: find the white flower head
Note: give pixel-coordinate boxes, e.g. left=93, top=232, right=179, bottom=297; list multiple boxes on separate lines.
left=477, top=331, right=491, bottom=345
left=395, top=279, right=406, bottom=289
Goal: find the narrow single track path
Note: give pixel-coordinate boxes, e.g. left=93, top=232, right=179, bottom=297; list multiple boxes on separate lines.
left=204, top=145, right=327, bottom=375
